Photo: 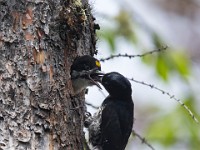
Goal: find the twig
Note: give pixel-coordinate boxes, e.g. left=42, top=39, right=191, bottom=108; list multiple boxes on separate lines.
left=100, top=46, right=168, bottom=62
left=129, top=78, right=200, bottom=125
left=132, top=130, right=155, bottom=150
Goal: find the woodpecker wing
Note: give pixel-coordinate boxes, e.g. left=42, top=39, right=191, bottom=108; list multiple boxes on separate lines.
left=100, top=105, right=123, bottom=150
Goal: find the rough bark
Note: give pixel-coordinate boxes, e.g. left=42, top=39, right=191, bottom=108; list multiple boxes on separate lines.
left=0, top=0, right=97, bottom=149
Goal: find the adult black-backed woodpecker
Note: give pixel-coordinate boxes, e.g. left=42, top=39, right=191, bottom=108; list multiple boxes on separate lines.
left=85, top=72, right=134, bottom=150
left=70, top=55, right=103, bottom=94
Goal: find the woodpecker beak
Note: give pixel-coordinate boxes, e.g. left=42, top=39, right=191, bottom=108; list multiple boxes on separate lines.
left=88, top=71, right=105, bottom=89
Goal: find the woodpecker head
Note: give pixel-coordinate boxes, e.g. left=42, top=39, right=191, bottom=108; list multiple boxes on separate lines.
left=102, top=72, right=132, bottom=98
left=71, top=55, right=104, bottom=94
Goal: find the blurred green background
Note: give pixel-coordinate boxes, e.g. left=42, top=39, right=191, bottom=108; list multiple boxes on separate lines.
left=86, top=0, right=200, bottom=149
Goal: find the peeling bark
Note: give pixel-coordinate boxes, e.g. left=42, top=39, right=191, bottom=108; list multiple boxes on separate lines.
left=0, top=0, right=97, bottom=149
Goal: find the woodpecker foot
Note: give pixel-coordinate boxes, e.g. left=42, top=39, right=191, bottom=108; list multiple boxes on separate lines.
left=84, top=111, right=92, bottom=128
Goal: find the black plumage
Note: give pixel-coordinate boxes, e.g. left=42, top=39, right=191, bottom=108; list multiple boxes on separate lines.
left=87, top=72, right=134, bottom=150
left=71, top=55, right=101, bottom=74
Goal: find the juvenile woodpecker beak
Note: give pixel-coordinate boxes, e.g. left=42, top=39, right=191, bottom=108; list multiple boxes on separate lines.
left=88, top=70, right=105, bottom=90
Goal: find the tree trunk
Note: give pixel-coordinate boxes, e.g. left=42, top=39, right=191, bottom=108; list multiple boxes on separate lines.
left=0, top=0, right=97, bottom=149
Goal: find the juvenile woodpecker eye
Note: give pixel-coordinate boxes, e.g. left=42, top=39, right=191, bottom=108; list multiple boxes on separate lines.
left=84, top=64, right=90, bottom=70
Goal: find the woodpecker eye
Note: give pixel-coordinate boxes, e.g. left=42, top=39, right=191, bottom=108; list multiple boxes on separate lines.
left=84, top=65, right=90, bottom=70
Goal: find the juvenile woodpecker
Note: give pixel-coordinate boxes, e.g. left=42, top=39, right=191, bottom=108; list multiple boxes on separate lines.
left=70, top=55, right=103, bottom=94
left=85, top=72, right=134, bottom=150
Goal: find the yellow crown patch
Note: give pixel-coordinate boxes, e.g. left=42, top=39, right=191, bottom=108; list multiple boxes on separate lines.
left=95, top=60, right=101, bottom=67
